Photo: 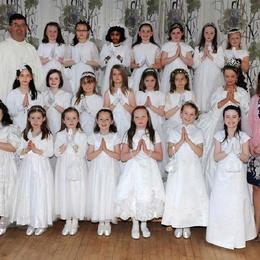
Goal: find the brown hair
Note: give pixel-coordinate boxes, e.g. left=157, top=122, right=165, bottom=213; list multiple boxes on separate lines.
left=109, top=64, right=129, bottom=95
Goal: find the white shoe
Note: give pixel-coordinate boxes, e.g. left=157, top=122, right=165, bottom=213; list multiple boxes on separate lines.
left=174, top=228, right=183, bottom=238
left=69, top=219, right=78, bottom=236
left=0, top=227, right=7, bottom=236
left=35, top=228, right=46, bottom=236
left=26, top=226, right=35, bottom=236
left=104, top=222, right=111, bottom=237
left=183, top=228, right=191, bottom=239
left=140, top=222, right=151, bottom=238
left=97, top=222, right=105, bottom=236
left=62, top=220, right=71, bottom=236
left=131, top=220, right=140, bottom=240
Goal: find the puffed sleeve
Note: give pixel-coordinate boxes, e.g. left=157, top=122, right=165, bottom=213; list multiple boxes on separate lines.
left=212, top=46, right=225, bottom=69
left=74, top=132, right=88, bottom=158
left=42, top=134, right=54, bottom=157
left=6, top=90, right=24, bottom=117
left=7, top=125, right=21, bottom=150
left=154, top=130, right=161, bottom=144
left=213, top=130, right=224, bottom=143
left=194, top=128, right=204, bottom=145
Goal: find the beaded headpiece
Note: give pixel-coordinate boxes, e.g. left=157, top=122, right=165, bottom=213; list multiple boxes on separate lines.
left=170, top=68, right=189, bottom=80
left=225, top=58, right=240, bottom=68
left=80, top=71, right=96, bottom=79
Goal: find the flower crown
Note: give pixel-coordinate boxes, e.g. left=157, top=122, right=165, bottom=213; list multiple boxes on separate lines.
left=170, top=68, right=189, bottom=80
left=225, top=58, right=240, bottom=68
left=81, top=71, right=96, bottom=79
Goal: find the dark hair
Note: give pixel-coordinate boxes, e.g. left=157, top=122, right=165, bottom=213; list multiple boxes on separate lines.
left=139, top=68, right=160, bottom=92
left=223, top=64, right=239, bottom=76
left=105, top=26, right=126, bottom=43
left=198, top=23, right=218, bottom=53
left=74, top=75, right=97, bottom=105
left=256, top=72, right=260, bottom=96
left=46, top=69, right=63, bottom=88
left=13, top=64, right=38, bottom=100
left=180, top=101, right=199, bottom=120
left=222, top=105, right=241, bottom=143
left=226, top=29, right=241, bottom=49
left=168, top=23, right=185, bottom=41
left=127, top=106, right=155, bottom=149
left=132, top=23, right=159, bottom=47
left=94, top=109, right=117, bottom=133
left=109, top=64, right=129, bottom=95
left=72, top=20, right=92, bottom=46
left=42, top=22, right=65, bottom=45
left=60, top=107, right=82, bottom=131
left=0, top=100, right=13, bottom=126
left=23, top=105, right=51, bottom=141
left=170, top=68, right=190, bottom=93
left=9, top=13, right=27, bottom=25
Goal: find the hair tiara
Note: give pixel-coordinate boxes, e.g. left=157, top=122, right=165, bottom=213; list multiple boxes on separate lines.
left=225, top=58, right=240, bottom=68
left=17, top=63, right=28, bottom=72
left=227, top=28, right=240, bottom=35
left=81, top=71, right=96, bottom=79
left=143, top=68, right=157, bottom=73
left=170, top=68, right=189, bottom=79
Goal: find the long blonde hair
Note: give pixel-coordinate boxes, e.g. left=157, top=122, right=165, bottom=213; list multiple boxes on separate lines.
left=109, top=64, right=129, bottom=95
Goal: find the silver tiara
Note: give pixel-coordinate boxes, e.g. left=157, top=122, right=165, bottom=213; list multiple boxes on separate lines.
left=225, top=58, right=240, bottom=68
left=227, top=28, right=240, bottom=35
left=17, top=63, right=28, bottom=72
left=144, top=68, right=156, bottom=73
left=81, top=71, right=96, bottom=79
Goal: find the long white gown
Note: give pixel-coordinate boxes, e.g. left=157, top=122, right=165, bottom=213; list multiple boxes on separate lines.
left=65, top=41, right=99, bottom=94
left=193, top=45, right=224, bottom=112
left=0, top=37, right=44, bottom=100
left=54, top=129, right=88, bottom=220
left=106, top=89, right=131, bottom=140
left=86, top=132, right=120, bottom=222
left=71, top=94, right=103, bottom=136
left=206, top=130, right=256, bottom=249
left=0, top=125, right=20, bottom=218
left=130, top=43, right=161, bottom=92
left=6, top=88, right=43, bottom=132
left=42, top=89, right=71, bottom=134
left=197, top=87, right=250, bottom=194
left=10, top=131, right=54, bottom=228
left=116, top=129, right=165, bottom=221
left=160, top=42, right=193, bottom=94
left=100, top=42, right=131, bottom=95
left=162, top=124, right=209, bottom=228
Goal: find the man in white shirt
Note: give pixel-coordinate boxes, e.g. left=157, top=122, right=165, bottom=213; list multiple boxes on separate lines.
left=0, top=13, right=43, bottom=101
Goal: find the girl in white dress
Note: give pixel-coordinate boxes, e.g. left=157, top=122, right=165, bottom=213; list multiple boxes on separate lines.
left=224, top=29, right=250, bottom=91
left=38, top=22, right=65, bottom=81
left=71, top=72, right=103, bottom=136
left=116, top=106, right=165, bottom=239
left=198, top=63, right=250, bottom=193
left=86, top=109, right=120, bottom=236
left=103, top=65, right=136, bottom=140
left=6, top=64, right=43, bottom=132
left=0, top=101, right=20, bottom=235
left=100, top=25, right=131, bottom=95
left=42, top=69, right=71, bottom=135
left=64, top=21, right=99, bottom=94
left=164, top=68, right=195, bottom=132
left=130, top=22, right=161, bottom=92
left=11, top=106, right=54, bottom=236
left=161, top=23, right=193, bottom=94
left=193, top=23, right=224, bottom=112
left=206, top=105, right=256, bottom=249
left=54, top=107, right=88, bottom=236
left=162, top=102, right=208, bottom=239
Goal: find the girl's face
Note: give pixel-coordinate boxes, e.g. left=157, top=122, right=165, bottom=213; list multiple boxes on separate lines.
left=63, top=111, right=79, bottom=129
left=144, top=75, right=156, bottom=91
left=28, top=112, right=45, bottom=130
left=139, top=25, right=153, bottom=43
left=76, top=24, right=89, bottom=42
left=112, top=69, right=123, bottom=85
left=175, top=73, right=187, bottom=90
left=82, top=79, right=95, bottom=95
left=48, top=72, right=60, bottom=89
left=134, top=108, right=148, bottom=129
left=0, top=109, right=3, bottom=122
left=170, top=28, right=183, bottom=42
left=229, top=32, right=241, bottom=49
left=224, top=109, right=240, bottom=129
left=224, top=69, right=237, bottom=88
left=18, top=69, right=32, bottom=87
left=46, top=25, right=58, bottom=42
left=97, top=111, right=113, bottom=132
left=110, top=30, right=121, bottom=44
left=204, top=26, right=215, bottom=43
left=180, top=105, right=197, bottom=125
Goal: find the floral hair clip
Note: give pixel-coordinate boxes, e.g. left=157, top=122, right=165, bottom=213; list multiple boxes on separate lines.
left=170, top=68, right=189, bottom=80
left=81, top=71, right=96, bottom=79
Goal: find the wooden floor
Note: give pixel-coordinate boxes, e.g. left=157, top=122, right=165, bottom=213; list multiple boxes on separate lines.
left=0, top=221, right=259, bottom=260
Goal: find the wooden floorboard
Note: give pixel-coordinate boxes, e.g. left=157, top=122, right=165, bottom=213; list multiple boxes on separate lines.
left=0, top=221, right=259, bottom=260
